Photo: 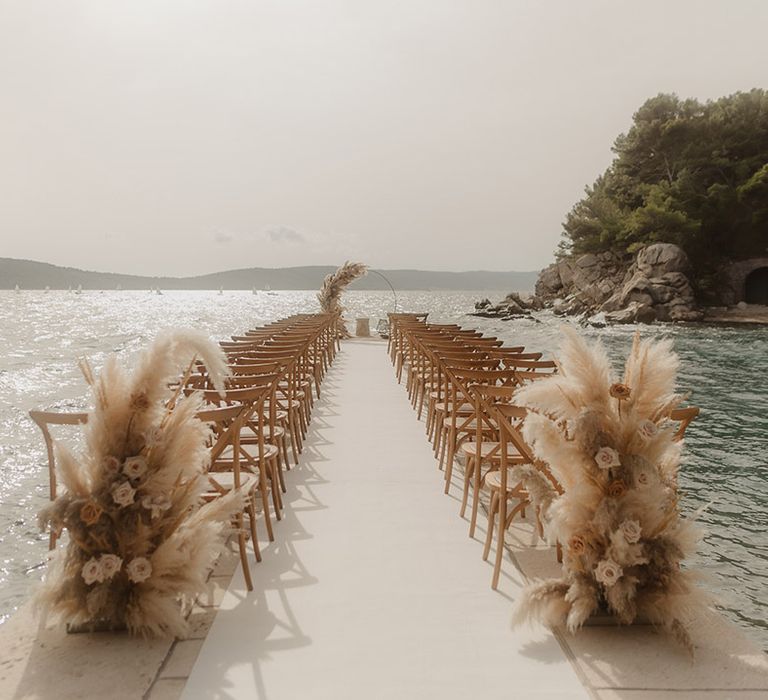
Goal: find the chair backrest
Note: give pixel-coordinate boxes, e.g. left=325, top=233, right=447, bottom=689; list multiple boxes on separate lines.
left=669, top=406, right=700, bottom=441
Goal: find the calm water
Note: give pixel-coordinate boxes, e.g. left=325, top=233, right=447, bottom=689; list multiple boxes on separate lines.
left=0, top=290, right=766, bottom=648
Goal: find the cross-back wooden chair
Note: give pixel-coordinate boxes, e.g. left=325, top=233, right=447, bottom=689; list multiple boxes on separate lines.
left=29, top=410, right=89, bottom=549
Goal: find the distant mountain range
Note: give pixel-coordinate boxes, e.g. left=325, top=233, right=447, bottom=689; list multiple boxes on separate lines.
left=0, top=258, right=538, bottom=291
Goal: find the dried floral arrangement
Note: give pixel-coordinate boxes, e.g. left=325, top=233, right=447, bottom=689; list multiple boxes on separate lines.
left=510, top=327, right=710, bottom=652
left=37, top=330, right=244, bottom=637
left=317, top=261, right=368, bottom=337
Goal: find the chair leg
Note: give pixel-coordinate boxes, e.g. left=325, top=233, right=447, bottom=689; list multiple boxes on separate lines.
left=236, top=513, right=254, bottom=591
left=247, top=498, right=262, bottom=563
left=469, top=458, right=484, bottom=539
left=260, top=471, right=275, bottom=541
left=483, top=491, right=498, bottom=561
left=492, top=493, right=508, bottom=590
left=444, top=432, right=457, bottom=494
left=460, top=455, right=473, bottom=518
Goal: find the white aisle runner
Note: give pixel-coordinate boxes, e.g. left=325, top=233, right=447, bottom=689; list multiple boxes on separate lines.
left=183, top=341, right=589, bottom=700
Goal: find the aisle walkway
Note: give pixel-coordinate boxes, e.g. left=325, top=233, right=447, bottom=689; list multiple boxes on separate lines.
left=183, top=340, right=589, bottom=700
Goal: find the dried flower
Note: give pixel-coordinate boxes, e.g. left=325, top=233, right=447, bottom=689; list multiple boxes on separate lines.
left=595, top=558, right=623, bottom=587
left=126, top=557, right=152, bottom=583
left=609, top=383, right=632, bottom=400
left=638, top=420, right=658, bottom=440
left=130, top=391, right=150, bottom=411
left=568, top=535, right=587, bottom=555
left=86, top=585, right=108, bottom=615
left=101, top=455, right=121, bottom=473
left=619, top=519, right=642, bottom=544
left=595, top=446, right=621, bottom=470
left=82, top=557, right=105, bottom=586
left=123, top=456, right=148, bottom=480
left=607, top=479, right=626, bottom=498
left=111, top=481, right=136, bottom=508
left=142, top=494, right=172, bottom=520
left=99, top=553, right=123, bottom=579
left=79, top=501, right=103, bottom=526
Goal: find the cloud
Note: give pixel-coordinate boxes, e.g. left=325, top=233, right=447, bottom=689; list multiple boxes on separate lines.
left=265, top=226, right=305, bottom=244
left=213, top=232, right=234, bottom=244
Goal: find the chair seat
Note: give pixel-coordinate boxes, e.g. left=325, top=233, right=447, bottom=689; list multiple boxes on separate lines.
left=484, top=468, right=528, bottom=493
left=240, top=425, right=285, bottom=441
left=206, top=472, right=258, bottom=493
left=459, top=441, right=523, bottom=459
left=219, top=443, right=279, bottom=462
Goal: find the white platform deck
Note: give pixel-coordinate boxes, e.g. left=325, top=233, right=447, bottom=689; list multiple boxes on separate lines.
left=183, top=340, right=590, bottom=700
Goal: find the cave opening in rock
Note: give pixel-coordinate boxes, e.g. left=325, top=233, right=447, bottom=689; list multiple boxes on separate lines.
left=745, top=267, right=768, bottom=304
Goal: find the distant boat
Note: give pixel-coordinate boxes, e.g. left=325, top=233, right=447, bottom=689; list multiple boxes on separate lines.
left=68, top=285, right=73, bottom=293
left=44, top=286, right=50, bottom=293
left=155, top=288, right=163, bottom=295
left=218, top=287, right=224, bottom=296
left=75, top=285, right=82, bottom=295
left=264, top=283, right=271, bottom=291
left=14, top=284, right=20, bottom=293
left=252, top=286, right=257, bottom=295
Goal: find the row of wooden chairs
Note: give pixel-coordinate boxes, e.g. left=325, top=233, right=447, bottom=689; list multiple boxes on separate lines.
left=30, top=313, right=339, bottom=591
left=388, top=313, right=700, bottom=590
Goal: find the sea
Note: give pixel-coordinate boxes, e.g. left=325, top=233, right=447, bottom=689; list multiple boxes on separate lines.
left=0, top=289, right=766, bottom=649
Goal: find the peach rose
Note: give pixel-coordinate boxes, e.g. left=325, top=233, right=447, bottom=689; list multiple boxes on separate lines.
left=595, top=558, right=623, bottom=587
left=123, top=456, right=148, bottom=480
left=595, top=446, right=621, bottom=470
left=638, top=420, right=658, bottom=440
left=568, top=535, right=587, bottom=556
left=619, top=519, right=642, bottom=544
left=111, top=481, right=136, bottom=508
left=126, top=557, right=152, bottom=583
left=609, top=383, right=632, bottom=400
left=99, top=553, right=123, bottom=579
left=607, top=479, right=626, bottom=498
left=79, top=501, right=103, bottom=526
left=636, top=470, right=650, bottom=488
left=81, top=557, right=105, bottom=586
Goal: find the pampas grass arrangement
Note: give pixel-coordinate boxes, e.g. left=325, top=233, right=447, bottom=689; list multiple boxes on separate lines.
left=510, top=326, right=710, bottom=653
left=317, top=261, right=368, bottom=338
left=37, top=330, right=245, bottom=638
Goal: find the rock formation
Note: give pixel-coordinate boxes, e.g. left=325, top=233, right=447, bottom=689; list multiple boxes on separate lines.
left=533, top=243, right=703, bottom=323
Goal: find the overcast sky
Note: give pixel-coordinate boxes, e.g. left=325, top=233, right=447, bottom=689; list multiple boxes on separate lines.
left=1, top=1, right=766, bottom=276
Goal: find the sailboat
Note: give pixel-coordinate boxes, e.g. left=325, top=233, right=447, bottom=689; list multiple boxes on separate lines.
left=252, top=286, right=257, bottom=295
left=75, top=284, right=82, bottom=295
left=14, top=284, right=20, bottom=293
left=218, top=287, right=224, bottom=296
left=44, top=286, right=50, bottom=293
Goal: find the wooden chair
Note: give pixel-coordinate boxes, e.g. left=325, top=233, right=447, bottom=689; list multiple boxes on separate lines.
left=28, top=410, right=88, bottom=549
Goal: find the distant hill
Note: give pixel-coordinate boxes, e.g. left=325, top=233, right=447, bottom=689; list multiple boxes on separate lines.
left=0, top=258, right=539, bottom=291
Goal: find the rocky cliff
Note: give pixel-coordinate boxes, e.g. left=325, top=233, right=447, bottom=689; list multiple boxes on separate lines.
left=534, top=243, right=703, bottom=323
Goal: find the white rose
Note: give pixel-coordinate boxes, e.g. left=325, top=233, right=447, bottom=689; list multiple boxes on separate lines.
left=111, top=481, right=136, bottom=507
left=638, top=420, right=658, bottom=440
left=81, top=556, right=105, bottom=586
left=99, top=553, right=123, bottom=579
left=123, top=456, right=148, bottom=480
left=595, top=558, right=623, bottom=587
left=141, top=494, right=172, bottom=520
left=101, top=455, right=121, bottom=472
left=126, top=557, right=152, bottom=583
left=619, top=519, right=642, bottom=544
left=594, top=446, right=621, bottom=470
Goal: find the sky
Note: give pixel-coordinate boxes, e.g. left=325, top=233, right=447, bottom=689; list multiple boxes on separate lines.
left=1, top=1, right=766, bottom=276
